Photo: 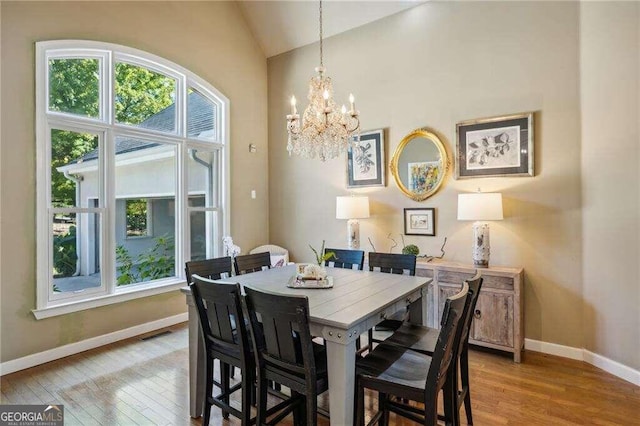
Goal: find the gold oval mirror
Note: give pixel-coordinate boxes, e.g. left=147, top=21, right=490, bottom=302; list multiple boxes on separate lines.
left=390, top=128, right=449, bottom=201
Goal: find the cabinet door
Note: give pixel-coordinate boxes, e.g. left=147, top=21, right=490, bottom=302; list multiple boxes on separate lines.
left=472, top=292, right=514, bottom=348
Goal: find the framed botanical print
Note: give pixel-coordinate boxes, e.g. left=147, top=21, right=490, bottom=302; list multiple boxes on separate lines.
left=404, top=208, right=435, bottom=236
left=456, top=112, right=534, bottom=178
left=347, top=129, right=386, bottom=188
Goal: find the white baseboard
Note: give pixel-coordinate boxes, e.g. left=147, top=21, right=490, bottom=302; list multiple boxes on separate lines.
left=583, top=349, right=640, bottom=386
left=0, top=312, right=188, bottom=376
left=525, top=338, right=640, bottom=386
left=524, top=338, right=584, bottom=361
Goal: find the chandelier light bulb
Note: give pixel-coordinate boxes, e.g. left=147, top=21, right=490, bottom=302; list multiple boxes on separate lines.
left=341, top=105, right=347, bottom=114
left=290, top=95, right=297, bottom=115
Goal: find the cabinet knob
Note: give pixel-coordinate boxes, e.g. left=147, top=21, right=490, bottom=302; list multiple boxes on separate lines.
left=474, top=309, right=482, bottom=319
left=380, top=312, right=386, bottom=319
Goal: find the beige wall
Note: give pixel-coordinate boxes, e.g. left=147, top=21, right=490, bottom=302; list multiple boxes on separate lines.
left=269, top=2, right=586, bottom=349
left=0, top=1, right=268, bottom=362
left=580, top=2, right=640, bottom=370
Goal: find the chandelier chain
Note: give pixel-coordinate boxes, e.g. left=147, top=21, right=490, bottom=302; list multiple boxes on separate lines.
left=319, top=0, right=323, bottom=67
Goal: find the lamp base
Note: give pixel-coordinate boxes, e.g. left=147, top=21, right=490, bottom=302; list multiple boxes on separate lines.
left=347, top=219, right=360, bottom=250
left=473, top=259, right=489, bottom=268
left=472, top=221, right=491, bottom=268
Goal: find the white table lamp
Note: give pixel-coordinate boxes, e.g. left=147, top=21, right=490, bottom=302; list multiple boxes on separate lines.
left=458, top=192, right=503, bottom=268
left=336, top=196, right=370, bottom=249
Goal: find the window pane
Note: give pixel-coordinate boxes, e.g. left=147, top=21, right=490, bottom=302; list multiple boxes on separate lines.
left=187, top=149, right=218, bottom=208
left=187, top=87, right=216, bottom=140
left=115, top=63, right=176, bottom=133
left=189, top=209, right=218, bottom=261
left=52, top=212, right=102, bottom=293
left=48, top=58, right=100, bottom=118
left=51, top=129, right=99, bottom=208
left=114, top=137, right=176, bottom=285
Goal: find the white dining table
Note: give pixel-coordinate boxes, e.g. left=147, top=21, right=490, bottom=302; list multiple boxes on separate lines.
left=181, top=264, right=431, bottom=426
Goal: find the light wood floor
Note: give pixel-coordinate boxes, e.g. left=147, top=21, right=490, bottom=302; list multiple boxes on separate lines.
left=1, top=323, right=639, bottom=425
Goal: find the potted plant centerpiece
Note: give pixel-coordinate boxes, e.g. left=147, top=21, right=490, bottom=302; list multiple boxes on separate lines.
left=298, top=240, right=335, bottom=281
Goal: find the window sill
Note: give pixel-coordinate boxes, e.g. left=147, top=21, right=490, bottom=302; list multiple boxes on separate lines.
left=32, top=279, right=187, bottom=320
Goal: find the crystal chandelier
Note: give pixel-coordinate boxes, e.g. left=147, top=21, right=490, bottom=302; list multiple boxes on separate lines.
left=286, top=0, right=360, bottom=161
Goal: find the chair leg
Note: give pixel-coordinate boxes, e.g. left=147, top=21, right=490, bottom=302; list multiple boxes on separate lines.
left=241, top=368, right=253, bottom=426
left=461, top=350, right=473, bottom=425
left=379, top=392, right=389, bottom=426
left=355, top=378, right=365, bottom=426
left=368, top=329, right=374, bottom=352
left=306, top=391, right=317, bottom=426
left=291, top=391, right=303, bottom=426
left=443, top=378, right=457, bottom=426
left=256, top=376, right=268, bottom=426
left=221, top=362, right=230, bottom=419
left=203, top=356, right=213, bottom=426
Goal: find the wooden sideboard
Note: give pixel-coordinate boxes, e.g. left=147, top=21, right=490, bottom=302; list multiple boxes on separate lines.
left=416, top=259, right=524, bottom=362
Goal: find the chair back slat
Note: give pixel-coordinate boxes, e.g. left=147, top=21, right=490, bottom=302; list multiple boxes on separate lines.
left=324, top=248, right=365, bottom=270
left=190, top=275, right=250, bottom=360
left=244, top=287, right=316, bottom=381
left=185, top=257, right=232, bottom=283
left=459, top=274, right=483, bottom=352
left=234, top=252, right=271, bottom=275
left=425, top=282, right=469, bottom=398
left=368, top=252, right=416, bottom=276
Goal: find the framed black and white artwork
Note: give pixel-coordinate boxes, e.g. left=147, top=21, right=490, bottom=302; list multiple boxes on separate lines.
left=347, top=129, right=386, bottom=188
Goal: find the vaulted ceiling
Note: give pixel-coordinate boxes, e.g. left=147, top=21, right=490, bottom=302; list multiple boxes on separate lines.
left=237, top=1, right=426, bottom=58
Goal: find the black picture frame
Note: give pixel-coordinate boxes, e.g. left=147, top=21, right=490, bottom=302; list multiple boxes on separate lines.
left=456, top=112, right=534, bottom=179
left=404, top=208, right=435, bottom=236
left=347, top=129, right=385, bottom=188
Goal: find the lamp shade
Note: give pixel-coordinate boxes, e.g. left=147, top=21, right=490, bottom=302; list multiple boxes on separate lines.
left=336, top=196, right=370, bottom=219
left=457, top=193, right=503, bottom=221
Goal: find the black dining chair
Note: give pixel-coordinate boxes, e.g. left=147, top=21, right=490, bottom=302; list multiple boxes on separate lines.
left=189, top=275, right=254, bottom=426
left=234, top=252, right=272, bottom=276
left=323, top=248, right=365, bottom=270
left=354, top=282, right=471, bottom=426
left=185, top=257, right=236, bottom=384
left=367, top=252, right=417, bottom=349
left=383, top=274, right=483, bottom=425
left=244, top=287, right=329, bottom=426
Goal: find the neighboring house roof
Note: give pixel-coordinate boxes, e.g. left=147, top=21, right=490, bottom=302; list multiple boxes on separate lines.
left=70, top=91, right=215, bottom=164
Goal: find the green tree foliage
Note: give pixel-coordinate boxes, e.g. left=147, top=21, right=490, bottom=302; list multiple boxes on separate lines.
left=126, top=199, right=148, bottom=237
left=115, top=63, right=175, bottom=125
left=51, top=130, right=98, bottom=207
left=116, top=235, right=175, bottom=285
left=49, top=58, right=100, bottom=117
left=53, top=225, right=77, bottom=277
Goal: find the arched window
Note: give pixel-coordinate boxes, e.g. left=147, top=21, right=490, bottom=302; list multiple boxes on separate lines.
left=35, top=40, right=229, bottom=318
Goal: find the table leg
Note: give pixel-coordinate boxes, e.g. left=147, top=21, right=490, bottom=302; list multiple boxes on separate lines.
left=325, top=338, right=357, bottom=426
left=186, top=295, right=205, bottom=418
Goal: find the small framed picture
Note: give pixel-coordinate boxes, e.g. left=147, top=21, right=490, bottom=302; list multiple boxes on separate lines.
left=456, top=112, right=534, bottom=179
left=347, top=129, right=385, bottom=188
left=404, top=208, right=435, bottom=236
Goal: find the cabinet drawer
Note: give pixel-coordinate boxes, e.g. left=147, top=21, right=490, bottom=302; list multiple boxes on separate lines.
left=416, top=268, right=434, bottom=278
left=439, top=270, right=514, bottom=291
left=438, top=270, right=475, bottom=286
left=472, top=292, right=514, bottom=348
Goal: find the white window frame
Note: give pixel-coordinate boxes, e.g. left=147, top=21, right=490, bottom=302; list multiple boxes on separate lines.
left=35, top=40, right=230, bottom=319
